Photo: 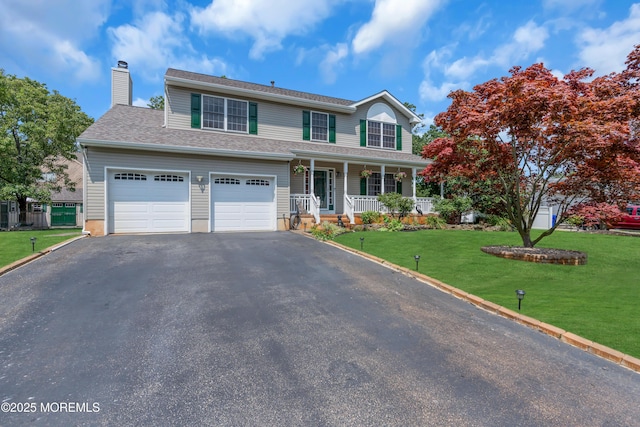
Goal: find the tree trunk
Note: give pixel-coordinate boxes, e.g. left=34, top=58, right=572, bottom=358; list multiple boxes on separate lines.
left=18, top=196, right=27, bottom=225
left=520, top=230, right=534, bottom=248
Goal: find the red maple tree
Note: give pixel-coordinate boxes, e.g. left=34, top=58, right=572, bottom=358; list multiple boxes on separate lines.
left=422, top=45, right=640, bottom=247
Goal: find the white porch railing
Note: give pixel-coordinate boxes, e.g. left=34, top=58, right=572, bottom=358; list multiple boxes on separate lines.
left=351, top=196, right=384, bottom=213
left=310, top=194, right=320, bottom=224
left=415, top=197, right=435, bottom=215
left=290, top=193, right=320, bottom=224
left=290, top=194, right=436, bottom=223
left=344, top=195, right=355, bottom=224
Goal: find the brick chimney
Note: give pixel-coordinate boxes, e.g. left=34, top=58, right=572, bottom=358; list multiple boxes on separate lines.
left=111, top=60, right=132, bottom=107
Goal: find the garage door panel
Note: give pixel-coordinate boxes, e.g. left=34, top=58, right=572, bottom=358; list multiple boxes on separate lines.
left=211, top=176, right=275, bottom=232
left=109, top=171, right=189, bottom=233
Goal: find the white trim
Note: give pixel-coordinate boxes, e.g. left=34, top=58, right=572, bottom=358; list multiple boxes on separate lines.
left=209, top=171, right=278, bottom=232
left=201, top=94, right=250, bottom=134
left=165, top=75, right=356, bottom=114
left=309, top=110, right=329, bottom=142
left=290, top=149, right=428, bottom=168
left=310, top=167, right=335, bottom=213
left=105, top=166, right=192, bottom=235
left=82, top=148, right=89, bottom=234
left=79, top=139, right=294, bottom=161
left=352, top=91, right=422, bottom=124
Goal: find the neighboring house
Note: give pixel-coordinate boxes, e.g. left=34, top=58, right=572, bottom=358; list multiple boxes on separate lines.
left=0, top=156, right=83, bottom=229
left=77, top=62, right=432, bottom=235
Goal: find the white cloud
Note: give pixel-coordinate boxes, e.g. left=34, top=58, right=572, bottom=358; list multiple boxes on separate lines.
left=577, top=3, right=640, bottom=74
left=132, top=97, right=149, bottom=108
left=419, top=21, right=549, bottom=103
left=0, top=0, right=107, bottom=82
left=445, top=21, right=549, bottom=80
left=543, top=0, right=600, bottom=12
left=108, top=11, right=229, bottom=81
left=352, top=0, right=446, bottom=55
left=319, top=43, right=349, bottom=84
left=190, top=0, right=340, bottom=60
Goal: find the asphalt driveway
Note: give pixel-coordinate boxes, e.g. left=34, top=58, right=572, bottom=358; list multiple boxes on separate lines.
left=1, top=232, right=639, bottom=426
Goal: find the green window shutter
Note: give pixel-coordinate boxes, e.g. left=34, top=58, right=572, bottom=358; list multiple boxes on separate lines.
left=397, top=181, right=402, bottom=194
left=249, top=102, right=258, bottom=134
left=43, top=203, right=47, bottom=213
left=191, top=93, right=201, bottom=129
left=302, top=110, right=310, bottom=140
left=329, top=114, right=336, bottom=143
left=360, top=177, right=367, bottom=196
left=360, top=120, right=367, bottom=147
left=396, top=124, right=402, bottom=151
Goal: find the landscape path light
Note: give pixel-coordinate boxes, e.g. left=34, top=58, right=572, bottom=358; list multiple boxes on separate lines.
left=360, top=237, right=364, bottom=251
left=414, top=255, right=421, bottom=271
left=30, top=237, right=37, bottom=253
left=516, top=289, right=526, bottom=311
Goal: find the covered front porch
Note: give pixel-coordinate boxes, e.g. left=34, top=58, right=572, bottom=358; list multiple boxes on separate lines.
left=288, top=158, right=435, bottom=225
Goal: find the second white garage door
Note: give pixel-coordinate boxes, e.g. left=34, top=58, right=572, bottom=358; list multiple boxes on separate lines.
left=211, top=176, right=276, bottom=232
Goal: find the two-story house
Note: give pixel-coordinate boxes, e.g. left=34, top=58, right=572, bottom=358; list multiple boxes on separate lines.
left=78, top=62, right=431, bottom=235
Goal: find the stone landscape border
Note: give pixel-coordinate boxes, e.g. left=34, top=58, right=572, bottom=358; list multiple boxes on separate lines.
left=481, top=245, right=587, bottom=265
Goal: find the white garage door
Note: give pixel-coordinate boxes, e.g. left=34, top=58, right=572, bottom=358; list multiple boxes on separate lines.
left=211, top=176, right=275, bottom=231
left=108, top=171, right=189, bottom=233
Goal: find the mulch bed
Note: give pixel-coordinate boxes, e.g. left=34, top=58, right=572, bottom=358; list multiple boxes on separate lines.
left=481, top=245, right=587, bottom=265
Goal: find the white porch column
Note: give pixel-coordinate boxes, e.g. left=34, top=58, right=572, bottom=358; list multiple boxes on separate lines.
left=310, top=159, right=315, bottom=195
left=412, top=167, right=417, bottom=203
left=343, top=161, right=349, bottom=199
left=380, top=165, right=386, bottom=194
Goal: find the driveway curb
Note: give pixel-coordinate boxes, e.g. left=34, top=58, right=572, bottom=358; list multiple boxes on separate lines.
left=309, top=233, right=640, bottom=374
left=0, top=235, right=86, bottom=277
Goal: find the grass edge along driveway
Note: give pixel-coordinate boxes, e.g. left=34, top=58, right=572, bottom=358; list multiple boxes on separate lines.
left=0, top=229, right=82, bottom=268
left=335, top=229, right=640, bottom=359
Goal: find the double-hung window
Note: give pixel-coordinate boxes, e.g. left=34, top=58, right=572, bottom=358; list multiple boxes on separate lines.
left=367, top=121, right=396, bottom=149
left=202, top=95, right=247, bottom=132
left=311, top=112, right=328, bottom=141
left=366, top=173, right=398, bottom=196
left=302, top=110, right=336, bottom=143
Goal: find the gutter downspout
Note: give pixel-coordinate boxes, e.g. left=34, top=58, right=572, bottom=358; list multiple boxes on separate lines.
left=81, top=146, right=90, bottom=235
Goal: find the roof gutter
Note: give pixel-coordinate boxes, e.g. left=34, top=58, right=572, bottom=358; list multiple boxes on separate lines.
left=79, top=138, right=295, bottom=161
left=290, top=149, right=430, bottom=168
left=165, top=75, right=357, bottom=114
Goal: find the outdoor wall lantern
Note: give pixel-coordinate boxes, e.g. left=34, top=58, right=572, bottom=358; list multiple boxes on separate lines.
left=360, top=237, right=364, bottom=251
left=196, top=176, right=203, bottom=183
left=30, top=237, right=37, bottom=253
left=516, top=289, right=526, bottom=311
left=414, top=255, right=421, bottom=271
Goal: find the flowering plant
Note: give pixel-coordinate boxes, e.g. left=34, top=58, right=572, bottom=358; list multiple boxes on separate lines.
left=394, top=172, right=407, bottom=182
left=293, top=163, right=307, bottom=175
left=360, top=169, right=372, bottom=178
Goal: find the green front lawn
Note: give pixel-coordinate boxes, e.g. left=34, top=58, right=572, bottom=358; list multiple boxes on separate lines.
left=335, top=229, right=640, bottom=359
left=0, top=229, right=82, bottom=268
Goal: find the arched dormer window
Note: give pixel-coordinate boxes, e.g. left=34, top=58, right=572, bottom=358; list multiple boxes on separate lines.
left=362, top=103, right=402, bottom=150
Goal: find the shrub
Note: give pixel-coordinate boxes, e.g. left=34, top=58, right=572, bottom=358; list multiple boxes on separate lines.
left=485, top=215, right=513, bottom=231
left=425, top=214, right=447, bottom=229
left=377, top=193, right=415, bottom=218
left=311, top=221, right=346, bottom=241
left=361, top=210, right=382, bottom=224
left=379, top=216, right=404, bottom=232
left=433, top=196, right=472, bottom=224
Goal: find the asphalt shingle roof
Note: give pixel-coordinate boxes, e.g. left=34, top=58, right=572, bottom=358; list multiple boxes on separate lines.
left=79, top=105, right=429, bottom=166
left=166, top=68, right=356, bottom=107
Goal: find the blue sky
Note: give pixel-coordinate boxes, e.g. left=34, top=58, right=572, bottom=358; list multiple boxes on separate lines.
left=1, top=0, right=639, bottom=128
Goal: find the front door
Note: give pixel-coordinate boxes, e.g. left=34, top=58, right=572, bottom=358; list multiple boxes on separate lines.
left=312, top=169, right=334, bottom=211
left=314, top=171, right=327, bottom=209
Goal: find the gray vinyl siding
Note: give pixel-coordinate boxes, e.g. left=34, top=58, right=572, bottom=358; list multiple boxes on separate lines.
left=111, top=68, right=132, bottom=107
left=166, top=85, right=414, bottom=155
left=84, top=147, right=289, bottom=224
